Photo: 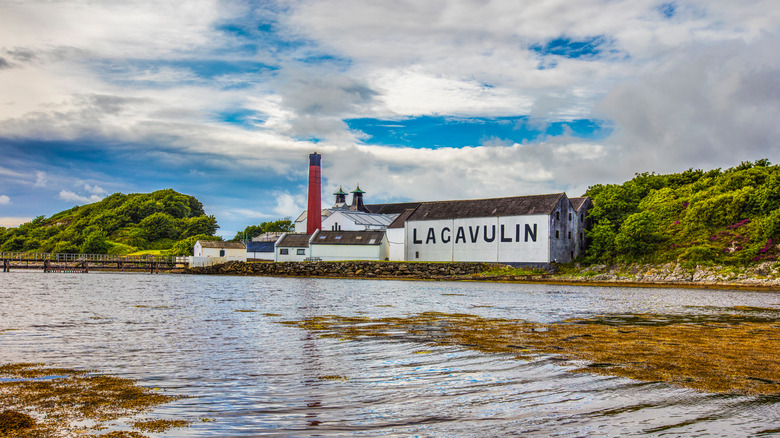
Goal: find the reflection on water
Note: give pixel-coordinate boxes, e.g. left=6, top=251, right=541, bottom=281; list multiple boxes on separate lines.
left=1, top=272, right=779, bottom=436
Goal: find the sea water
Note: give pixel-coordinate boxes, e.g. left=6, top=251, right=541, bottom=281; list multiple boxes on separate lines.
left=1, top=272, right=778, bottom=436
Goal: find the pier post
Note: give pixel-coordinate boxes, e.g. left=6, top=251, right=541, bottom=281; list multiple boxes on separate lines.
left=3, top=259, right=9, bottom=272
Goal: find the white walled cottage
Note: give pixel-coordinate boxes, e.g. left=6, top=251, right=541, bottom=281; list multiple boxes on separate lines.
left=274, top=233, right=312, bottom=262
left=191, top=240, right=247, bottom=267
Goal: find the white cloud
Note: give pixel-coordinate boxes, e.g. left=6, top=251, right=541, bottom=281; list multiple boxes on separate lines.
left=0, top=195, right=10, bottom=205
left=273, top=192, right=305, bottom=218
left=58, top=189, right=104, bottom=205
left=597, top=33, right=780, bottom=175
left=0, top=217, right=32, bottom=227
left=83, top=184, right=107, bottom=196
left=34, top=170, right=47, bottom=187
left=0, top=0, right=779, bottom=226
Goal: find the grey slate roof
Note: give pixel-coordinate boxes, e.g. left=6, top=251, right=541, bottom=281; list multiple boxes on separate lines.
left=365, top=202, right=422, bottom=215
left=388, top=209, right=416, bottom=229
left=407, top=193, right=566, bottom=221
left=197, top=240, right=246, bottom=249
left=311, top=230, right=385, bottom=245
left=276, top=233, right=312, bottom=247
left=570, top=197, right=591, bottom=212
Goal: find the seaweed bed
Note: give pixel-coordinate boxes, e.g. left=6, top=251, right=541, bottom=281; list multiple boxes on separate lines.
left=279, top=307, right=780, bottom=396
left=0, top=363, right=190, bottom=437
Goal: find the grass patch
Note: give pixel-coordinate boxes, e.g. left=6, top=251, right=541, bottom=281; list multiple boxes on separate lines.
left=126, top=250, right=164, bottom=256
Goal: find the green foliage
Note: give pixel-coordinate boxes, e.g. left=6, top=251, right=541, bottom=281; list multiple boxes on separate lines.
left=614, top=211, right=666, bottom=259
left=585, top=159, right=780, bottom=265
left=181, top=216, right=219, bottom=237
left=166, top=234, right=222, bottom=256
left=230, top=218, right=293, bottom=241
left=140, top=212, right=179, bottom=241
left=0, top=189, right=219, bottom=254
left=81, top=230, right=110, bottom=254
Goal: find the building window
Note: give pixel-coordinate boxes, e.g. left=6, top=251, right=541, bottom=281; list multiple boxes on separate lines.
left=280, top=249, right=289, bottom=255
left=296, top=249, right=305, bottom=255
left=571, top=251, right=574, bottom=259
left=580, top=214, right=584, bottom=222
left=555, top=230, right=559, bottom=239
left=580, top=232, right=583, bottom=241
left=556, top=211, right=560, bottom=220
left=569, top=213, right=572, bottom=220
left=219, top=249, right=225, bottom=257
left=568, top=231, right=572, bottom=239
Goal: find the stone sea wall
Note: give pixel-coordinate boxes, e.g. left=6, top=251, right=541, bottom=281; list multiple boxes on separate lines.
left=183, top=260, right=495, bottom=279
left=182, top=260, right=780, bottom=289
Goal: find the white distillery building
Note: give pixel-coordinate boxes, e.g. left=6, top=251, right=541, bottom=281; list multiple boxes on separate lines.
left=401, top=193, right=589, bottom=265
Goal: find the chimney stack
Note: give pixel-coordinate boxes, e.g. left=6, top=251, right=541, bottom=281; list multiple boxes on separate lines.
left=306, top=153, right=322, bottom=234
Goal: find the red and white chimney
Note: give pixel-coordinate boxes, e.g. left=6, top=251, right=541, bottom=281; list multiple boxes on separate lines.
left=306, top=152, right=322, bottom=234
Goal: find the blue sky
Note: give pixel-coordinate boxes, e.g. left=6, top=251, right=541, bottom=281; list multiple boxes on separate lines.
left=1, top=0, right=779, bottom=238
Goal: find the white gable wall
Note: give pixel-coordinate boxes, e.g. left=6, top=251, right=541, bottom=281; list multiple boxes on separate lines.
left=386, top=228, right=405, bottom=261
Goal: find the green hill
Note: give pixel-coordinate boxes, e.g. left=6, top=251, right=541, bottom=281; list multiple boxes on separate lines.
left=0, top=189, right=219, bottom=255
left=585, top=159, right=780, bottom=265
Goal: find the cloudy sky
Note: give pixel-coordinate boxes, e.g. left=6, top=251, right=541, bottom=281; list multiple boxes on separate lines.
left=1, top=0, right=779, bottom=237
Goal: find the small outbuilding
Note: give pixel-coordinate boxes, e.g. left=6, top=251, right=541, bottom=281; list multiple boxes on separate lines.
left=310, top=230, right=388, bottom=261
left=245, top=241, right=275, bottom=261
left=191, top=240, right=247, bottom=267
left=275, top=233, right=312, bottom=262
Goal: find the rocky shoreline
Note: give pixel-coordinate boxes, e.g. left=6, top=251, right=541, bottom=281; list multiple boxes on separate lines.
left=181, top=260, right=780, bottom=290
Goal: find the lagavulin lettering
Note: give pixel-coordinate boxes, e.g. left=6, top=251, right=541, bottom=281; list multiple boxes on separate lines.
left=412, top=224, right=538, bottom=244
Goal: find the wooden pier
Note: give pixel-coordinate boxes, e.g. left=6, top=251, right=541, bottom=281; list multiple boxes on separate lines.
left=1, top=252, right=189, bottom=274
